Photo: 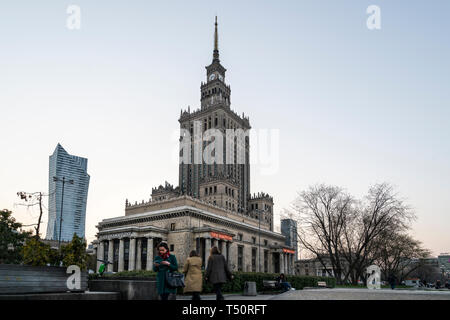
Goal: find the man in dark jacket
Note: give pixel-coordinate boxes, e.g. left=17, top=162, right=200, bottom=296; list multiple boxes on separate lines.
left=205, top=246, right=233, bottom=300
left=387, top=274, right=397, bottom=290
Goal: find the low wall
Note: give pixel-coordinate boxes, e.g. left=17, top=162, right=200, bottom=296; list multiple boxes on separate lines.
left=89, top=279, right=158, bottom=300
left=0, top=264, right=87, bottom=294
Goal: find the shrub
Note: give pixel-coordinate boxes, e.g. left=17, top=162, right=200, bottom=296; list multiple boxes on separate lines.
left=60, top=234, right=88, bottom=270
left=22, top=237, right=59, bottom=266
left=95, top=269, right=337, bottom=293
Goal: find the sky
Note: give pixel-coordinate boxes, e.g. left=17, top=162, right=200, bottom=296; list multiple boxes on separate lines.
left=0, top=1, right=449, bottom=257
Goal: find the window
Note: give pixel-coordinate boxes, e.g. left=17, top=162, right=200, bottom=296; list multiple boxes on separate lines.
left=238, top=246, right=243, bottom=271
left=238, top=234, right=243, bottom=241
left=214, top=186, right=217, bottom=193
left=252, top=237, right=256, bottom=244
left=170, top=244, right=174, bottom=251
left=264, top=250, right=268, bottom=273
left=264, top=240, right=268, bottom=246
left=251, top=248, right=257, bottom=272
left=170, top=223, right=176, bottom=231
left=205, top=187, right=208, bottom=195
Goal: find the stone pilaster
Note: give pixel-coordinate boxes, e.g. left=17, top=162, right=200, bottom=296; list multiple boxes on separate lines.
left=205, top=237, right=211, bottom=267
left=228, top=241, right=237, bottom=271
left=129, top=238, right=136, bottom=271
left=136, top=238, right=142, bottom=271
left=96, top=241, right=104, bottom=272
left=146, top=238, right=154, bottom=271
left=268, top=251, right=273, bottom=273
left=118, top=238, right=124, bottom=272
left=108, top=239, right=114, bottom=272
left=224, top=241, right=229, bottom=263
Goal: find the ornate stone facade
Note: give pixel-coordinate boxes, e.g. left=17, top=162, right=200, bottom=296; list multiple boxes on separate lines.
left=95, top=17, right=296, bottom=274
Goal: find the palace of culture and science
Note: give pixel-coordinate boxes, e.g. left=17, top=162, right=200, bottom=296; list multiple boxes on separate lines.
left=95, top=18, right=296, bottom=274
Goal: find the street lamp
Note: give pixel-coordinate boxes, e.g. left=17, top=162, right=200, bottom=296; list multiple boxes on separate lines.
left=257, top=208, right=267, bottom=273
left=53, top=176, right=74, bottom=250
left=258, top=209, right=261, bottom=273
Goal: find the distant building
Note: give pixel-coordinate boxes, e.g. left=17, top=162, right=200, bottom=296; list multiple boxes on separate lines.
left=281, top=219, right=298, bottom=260
left=46, top=144, right=90, bottom=242
left=295, top=255, right=348, bottom=279
left=438, top=253, right=450, bottom=273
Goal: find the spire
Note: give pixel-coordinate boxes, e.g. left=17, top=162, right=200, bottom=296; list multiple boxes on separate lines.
left=213, top=16, right=219, bottom=62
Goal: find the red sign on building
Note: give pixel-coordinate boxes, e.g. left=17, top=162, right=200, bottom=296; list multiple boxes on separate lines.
left=210, top=232, right=233, bottom=241
left=282, top=248, right=295, bottom=254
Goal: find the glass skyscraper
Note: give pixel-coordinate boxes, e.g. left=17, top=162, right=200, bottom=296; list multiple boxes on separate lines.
left=46, top=144, right=90, bottom=241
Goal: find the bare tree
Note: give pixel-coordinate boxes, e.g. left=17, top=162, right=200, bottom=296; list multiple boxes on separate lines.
left=339, top=183, right=415, bottom=284
left=16, top=191, right=47, bottom=238
left=291, top=183, right=416, bottom=285
left=290, top=184, right=354, bottom=284
left=374, top=231, right=430, bottom=282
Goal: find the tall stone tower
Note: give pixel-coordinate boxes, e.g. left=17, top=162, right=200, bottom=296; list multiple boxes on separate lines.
left=178, top=17, right=251, bottom=213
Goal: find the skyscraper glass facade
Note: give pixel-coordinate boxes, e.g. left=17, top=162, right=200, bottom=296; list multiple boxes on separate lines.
left=46, top=144, right=90, bottom=241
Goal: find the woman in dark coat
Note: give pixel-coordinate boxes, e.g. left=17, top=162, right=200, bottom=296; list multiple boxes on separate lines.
left=153, top=242, right=178, bottom=300
left=205, top=246, right=233, bottom=300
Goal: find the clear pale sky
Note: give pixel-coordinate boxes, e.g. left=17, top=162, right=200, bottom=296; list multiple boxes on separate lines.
left=0, top=1, right=449, bottom=256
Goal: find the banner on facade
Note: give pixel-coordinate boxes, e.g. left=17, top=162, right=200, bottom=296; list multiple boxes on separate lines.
left=282, top=248, right=295, bottom=254
left=210, top=232, right=233, bottom=241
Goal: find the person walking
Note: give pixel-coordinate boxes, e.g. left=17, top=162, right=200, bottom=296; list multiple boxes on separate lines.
left=205, top=246, right=233, bottom=300
left=153, top=242, right=178, bottom=300
left=388, top=273, right=397, bottom=290
left=183, top=250, right=203, bottom=300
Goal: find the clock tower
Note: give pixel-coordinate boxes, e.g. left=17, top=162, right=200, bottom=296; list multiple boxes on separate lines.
left=179, top=17, right=251, bottom=213
left=201, top=16, right=231, bottom=110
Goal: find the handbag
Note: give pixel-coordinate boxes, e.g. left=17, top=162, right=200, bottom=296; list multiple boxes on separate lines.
left=165, top=271, right=185, bottom=288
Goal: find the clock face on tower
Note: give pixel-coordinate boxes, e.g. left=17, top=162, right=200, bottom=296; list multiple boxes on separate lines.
left=218, top=74, right=223, bottom=81
left=209, top=74, right=216, bottom=81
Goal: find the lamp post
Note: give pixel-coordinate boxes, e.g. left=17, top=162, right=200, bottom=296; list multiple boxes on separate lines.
left=258, top=209, right=261, bottom=273
left=53, top=176, right=74, bottom=250
left=257, top=208, right=267, bottom=273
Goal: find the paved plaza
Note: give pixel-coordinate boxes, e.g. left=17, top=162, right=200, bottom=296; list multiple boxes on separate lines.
left=178, top=288, right=450, bottom=300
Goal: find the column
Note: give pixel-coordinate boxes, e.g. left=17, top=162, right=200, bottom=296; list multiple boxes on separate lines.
left=244, top=245, right=251, bottom=272
left=228, top=242, right=236, bottom=271
left=96, top=241, right=104, bottom=272
left=224, top=241, right=229, bottom=263
left=280, top=252, right=284, bottom=274
left=218, top=240, right=223, bottom=254
left=287, top=254, right=290, bottom=274
left=259, top=246, right=264, bottom=273
left=286, top=254, right=290, bottom=275
left=118, top=238, right=124, bottom=272
left=292, top=255, right=295, bottom=275
left=136, top=238, right=142, bottom=271
left=205, top=237, right=212, bottom=266
left=268, top=252, right=273, bottom=274
left=146, top=238, right=154, bottom=271
left=129, top=238, right=136, bottom=271
left=107, top=239, right=114, bottom=272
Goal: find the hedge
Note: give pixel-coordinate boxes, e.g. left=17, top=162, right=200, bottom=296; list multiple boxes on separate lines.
left=90, top=270, right=336, bottom=293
